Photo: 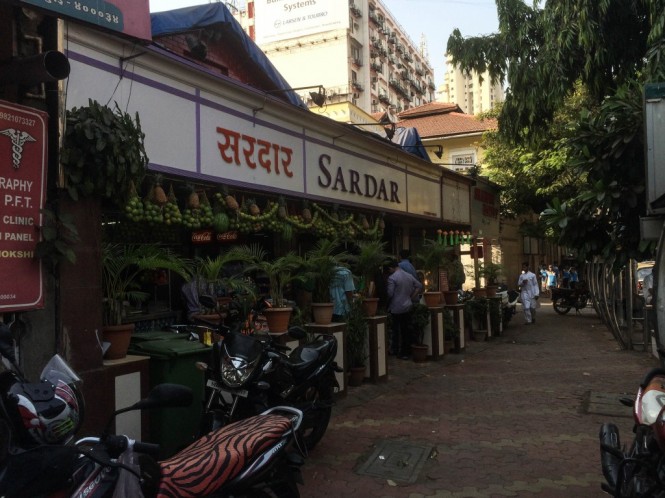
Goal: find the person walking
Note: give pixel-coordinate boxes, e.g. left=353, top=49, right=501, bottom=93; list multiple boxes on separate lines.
left=545, top=264, right=558, bottom=294
left=518, top=262, right=540, bottom=324
left=385, top=259, right=423, bottom=359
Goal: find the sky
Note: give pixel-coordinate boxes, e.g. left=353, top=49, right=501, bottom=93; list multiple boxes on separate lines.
left=148, top=0, right=499, bottom=87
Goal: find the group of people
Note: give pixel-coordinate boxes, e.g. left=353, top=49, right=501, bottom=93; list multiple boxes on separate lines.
left=538, top=263, right=579, bottom=296
left=330, top=249, right=424, bottom=360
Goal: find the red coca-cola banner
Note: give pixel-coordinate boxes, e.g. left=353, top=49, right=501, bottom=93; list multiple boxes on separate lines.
left=191, top=231, right=213, bottom=244
left=0, top=100, right=48, bottom=311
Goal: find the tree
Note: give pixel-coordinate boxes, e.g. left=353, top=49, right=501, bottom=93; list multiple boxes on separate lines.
left=447, top=0, right=665, bottom=264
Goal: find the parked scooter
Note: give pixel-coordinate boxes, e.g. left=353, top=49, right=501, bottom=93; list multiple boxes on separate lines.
left=195, top=295, right=340, bottom=451
left=496, top=284, right=520, bottom=326
left=0, top=323, right=305, bottom=498
left=551, top=281, right=592, bottom=314
left=599, top=368, right=665, bottom=497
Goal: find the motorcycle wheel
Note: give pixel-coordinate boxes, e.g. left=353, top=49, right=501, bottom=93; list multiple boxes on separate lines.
left=296, top=382, right=333, bottom=451
left=553, top=297, right=572, bottom=315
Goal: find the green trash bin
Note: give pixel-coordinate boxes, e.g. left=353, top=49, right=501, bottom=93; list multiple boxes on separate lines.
left=128, top=334, right=211, bottom=457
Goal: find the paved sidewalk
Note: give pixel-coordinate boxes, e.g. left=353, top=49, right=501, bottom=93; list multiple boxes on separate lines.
left=299, top=300, right=658, bottom=497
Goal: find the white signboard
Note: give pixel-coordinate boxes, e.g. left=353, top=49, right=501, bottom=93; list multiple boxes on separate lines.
left=254, top=0, right=349, bottom=45
left=199, top=107, right=304, bottom=192
left=305, top=142, right=407, bottom=212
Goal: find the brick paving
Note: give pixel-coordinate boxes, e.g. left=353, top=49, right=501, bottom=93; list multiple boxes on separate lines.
left=298, top=299, right=657, bottom=497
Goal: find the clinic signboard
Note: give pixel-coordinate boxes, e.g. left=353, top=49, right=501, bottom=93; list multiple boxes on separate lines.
left=0, top=100, right=48, bottom=311
left=19, top=0, right=152, bottom=41
left=254, top=0, right=349, bottom=45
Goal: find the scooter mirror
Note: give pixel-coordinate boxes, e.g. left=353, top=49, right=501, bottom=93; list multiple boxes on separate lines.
left=132, top=383, right=193, bottom=411
left=199, top=295, right=217, bottom=310
left=288, top=326, right=306, bottom=340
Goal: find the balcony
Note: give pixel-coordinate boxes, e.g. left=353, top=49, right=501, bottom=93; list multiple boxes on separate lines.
left=350, top=4, right=362, bottom=17
left=352, top=81, right=364, bottom=92
left=351, top=58, right=363, bottom=67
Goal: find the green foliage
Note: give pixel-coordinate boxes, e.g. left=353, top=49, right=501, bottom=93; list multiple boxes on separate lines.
left=35, top=208, right=80, bottom=268
left=345, top=298, right=368, bottom=367
left=443, top=309, right=459, bottom=340
left=242, top=245, right=305, bottom=308
left=303, top=238, right=351, bottom=303
left=414, top=239, right=459, bottom=291
left=193, top=248, right=257, bottom=301
left=410, top=303, right=430, bottom=345
left=479, top=262, right=503, bottom=285
left=350, top=239, right=389, bottom=297
left=447, top=0, right=665, bottom=263
left=61, top=99, right=148, bottom=203
left=102, top=243, right=192, bottom=326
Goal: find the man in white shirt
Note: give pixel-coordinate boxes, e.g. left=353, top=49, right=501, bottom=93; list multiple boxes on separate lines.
left=518, top=262, right=540, bottom=324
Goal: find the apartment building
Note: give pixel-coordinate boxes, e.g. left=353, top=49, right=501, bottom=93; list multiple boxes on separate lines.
left=230, top=0, right=436, bottom=118
left=439, top=54, right=504, bottom=115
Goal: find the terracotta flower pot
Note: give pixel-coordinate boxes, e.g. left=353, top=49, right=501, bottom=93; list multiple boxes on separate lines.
left=311, top=302, right=334, bottom=325
left=361, top=297, right=379, bottom=317
left=485, top=285, right=498, bottom=298
left=411, top=343, right=428, bottom=362
left=102, top=323, right=135, bottom=360
left=348, top=366, right=366, bottom=386
left=264, top=307, right=293, bottom=334
left=423, top=291, right=442, bottom=307
left=443, top=290, right=459, bottom=305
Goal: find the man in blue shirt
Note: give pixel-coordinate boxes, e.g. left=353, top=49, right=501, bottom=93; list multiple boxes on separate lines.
left=330, top=265, right=355, bottom=322
left=385, top=260, right=424, bottom=359
left=398, top=249, right=421, bottom=303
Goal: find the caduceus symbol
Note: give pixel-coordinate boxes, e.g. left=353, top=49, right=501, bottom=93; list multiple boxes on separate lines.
left=0, top=128, right=37, bottom=169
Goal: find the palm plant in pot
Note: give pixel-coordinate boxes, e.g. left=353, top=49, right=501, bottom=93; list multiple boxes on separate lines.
left=440, top=248, right=466, bottom=305
left=350, top=239, right=389, bottom=316
left=303, top=238, right=351, bottom=324
left=242, top=244, right=305, bottom=334
left=410, top=303, right=431, bottom=362
left=102, top=243, right=193, bottom=359
left=480, top=262, right=503, bottom=297
left=413, top=238, right=451, bottom=307
left=345, top=297, right=368, bottom=386
left=191, top=247, right=257, bottom=322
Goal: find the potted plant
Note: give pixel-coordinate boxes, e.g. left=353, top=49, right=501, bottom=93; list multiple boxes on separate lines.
left=440, top=248, right=466, bottom=305
left=350, top=239, right=389, bottom=316
left=413, top=238, right=451, bottom=307
left=480, top=262, right=503, bottom=297
left=464, top=297, right=489, bottom=341
left=345, top=298, right=368, bottom=386
left=101, top=243, right=192, bottom=358
left=242, top=245, right=305, bottom=334
left=190, top=247, right=257, bottom=322
left=303, top=238, right=351, bottom=324
left=409, top=303, right=431, bottom=362
left=61, top=99, right=148, bottom=203
left=443, top=308, right=460, bottom=353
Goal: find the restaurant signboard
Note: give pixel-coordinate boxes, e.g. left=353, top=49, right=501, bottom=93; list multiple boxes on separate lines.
left=0, top=100, right=48, bottom=311
left=19, top=0, right=152, bottom=41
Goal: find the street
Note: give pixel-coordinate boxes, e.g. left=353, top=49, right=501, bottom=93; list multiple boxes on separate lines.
left=299, top=299, right=657, bottom=497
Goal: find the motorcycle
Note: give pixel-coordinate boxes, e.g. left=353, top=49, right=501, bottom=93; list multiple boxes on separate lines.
left=496, top=284, right=520, bottom=326
left=0, top=323, right=305, bottom=498
left=599, top=368, right=665, bottom=497
left=194, top=295, right=341, bottom=451
left=551, top=281, right=592, bottom=315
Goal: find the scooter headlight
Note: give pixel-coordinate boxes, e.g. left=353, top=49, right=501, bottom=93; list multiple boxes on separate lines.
left=220, top=354, right=259, bottom=388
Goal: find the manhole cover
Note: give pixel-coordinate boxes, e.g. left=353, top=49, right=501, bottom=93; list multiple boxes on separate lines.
left=357, top=440, right=433, bottom=483
left=583, top=391, right=632, bottom=418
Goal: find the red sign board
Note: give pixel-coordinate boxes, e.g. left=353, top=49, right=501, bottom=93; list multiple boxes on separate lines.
left=0, top=100, right=48, bottom=311
left=18, top=0, right=152, bottom=42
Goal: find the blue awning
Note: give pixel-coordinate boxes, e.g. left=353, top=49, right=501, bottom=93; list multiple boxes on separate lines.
left=151, top=4, right=306, bottom=108
left=392, top=127, right=432, bottom=162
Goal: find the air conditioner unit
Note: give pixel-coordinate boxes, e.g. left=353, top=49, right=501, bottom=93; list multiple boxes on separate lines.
left=371, top=77, right=377, bottom=83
